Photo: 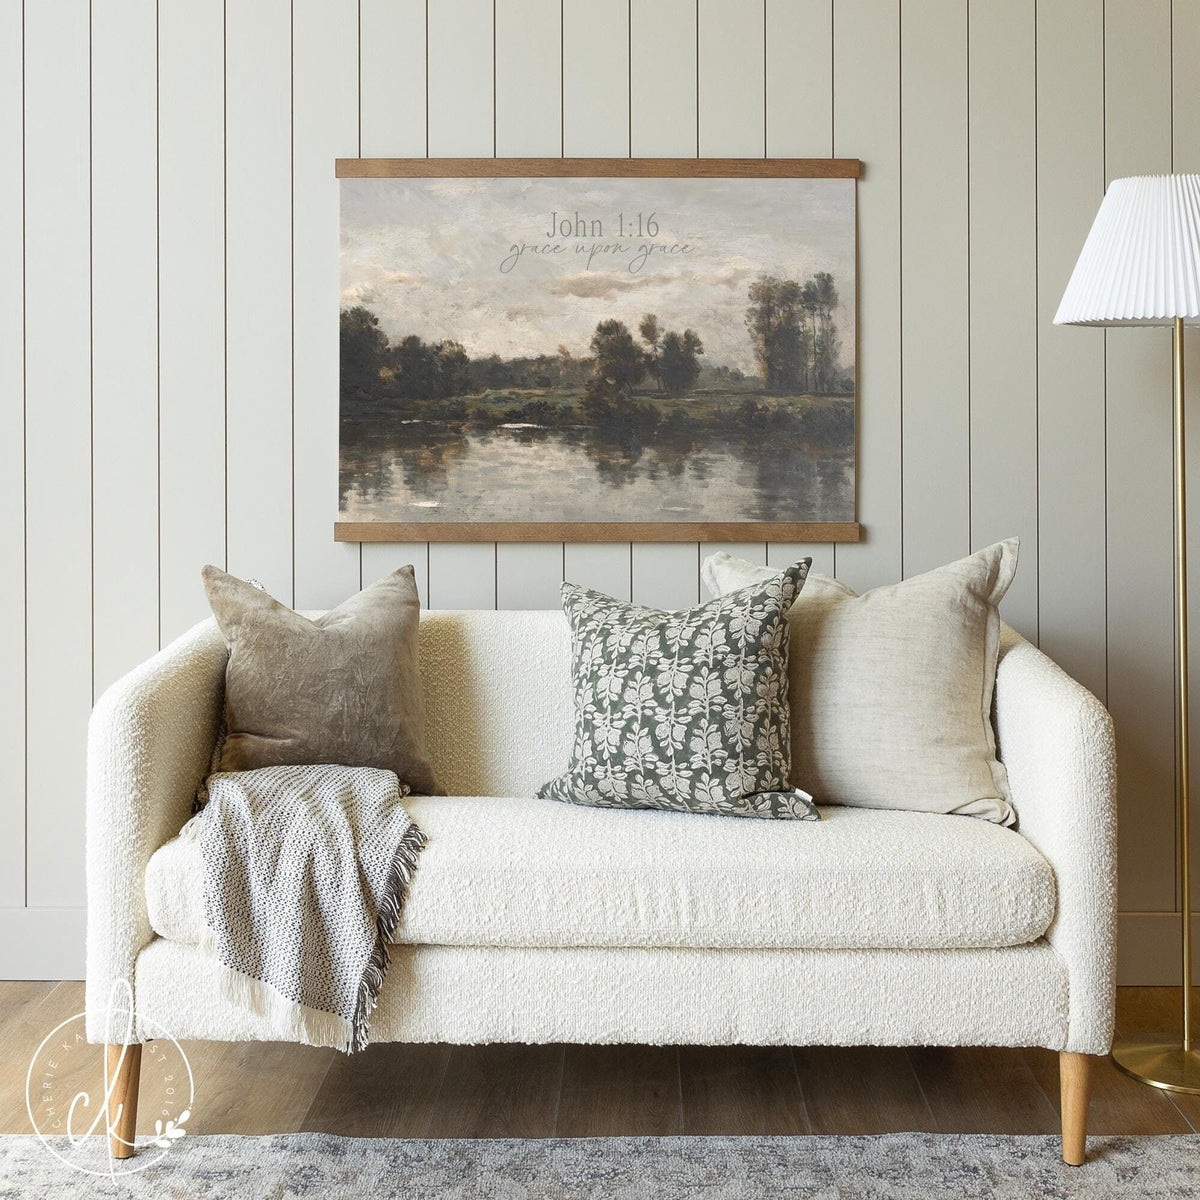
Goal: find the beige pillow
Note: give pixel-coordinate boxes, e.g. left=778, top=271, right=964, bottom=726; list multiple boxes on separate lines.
left=702, top=541, right=1019, bottom=825
left=202, top=564, right=442, bottom=795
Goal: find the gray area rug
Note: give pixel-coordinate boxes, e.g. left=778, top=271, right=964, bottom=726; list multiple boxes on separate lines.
left=1, top=1132, right=1198, bottom=1199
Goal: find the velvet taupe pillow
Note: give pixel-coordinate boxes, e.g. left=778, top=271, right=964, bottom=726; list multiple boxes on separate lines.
left=202, top=565, right=441, bottom=795
left=702, top=541, right=1019, bottom=825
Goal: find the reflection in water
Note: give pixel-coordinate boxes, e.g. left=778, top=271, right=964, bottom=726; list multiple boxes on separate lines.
left=339, top=420, right=853, bottom=523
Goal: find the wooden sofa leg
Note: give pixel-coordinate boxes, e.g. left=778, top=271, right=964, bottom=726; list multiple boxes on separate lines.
left=1059, top=1051, right=1091, bottom=1166
left=106, top=1044, right=142, bottom=1159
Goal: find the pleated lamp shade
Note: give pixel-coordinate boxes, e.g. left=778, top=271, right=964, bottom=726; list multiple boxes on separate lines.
left=1054, top=174, right=1200, bottom=326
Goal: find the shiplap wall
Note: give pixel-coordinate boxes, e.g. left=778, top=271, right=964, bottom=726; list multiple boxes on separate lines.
left=3, top=0, right=1199, bottom=980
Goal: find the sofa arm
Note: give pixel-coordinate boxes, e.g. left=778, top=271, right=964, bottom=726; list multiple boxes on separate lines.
left=994, top=624, right=1117, bottom=1055
left=85, top=618, right=227, bottom=1040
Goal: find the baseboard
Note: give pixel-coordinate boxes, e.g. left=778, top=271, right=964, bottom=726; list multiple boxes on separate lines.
left=0, top=907, right=1195, bottom=984
left=1117, top=912, right=1200, bottom=984
left=0, top=908, right=86, bottom=979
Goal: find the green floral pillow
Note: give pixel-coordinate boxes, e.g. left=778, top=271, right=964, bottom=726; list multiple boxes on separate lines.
left=537, top=561, right=815, bottom=819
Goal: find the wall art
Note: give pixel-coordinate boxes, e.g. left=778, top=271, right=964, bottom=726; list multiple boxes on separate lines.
left=336, top=159, right=860, bottom=542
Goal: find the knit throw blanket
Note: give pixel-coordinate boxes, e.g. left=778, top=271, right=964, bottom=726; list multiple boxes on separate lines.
left=194, top=763, right=427, bottom=1053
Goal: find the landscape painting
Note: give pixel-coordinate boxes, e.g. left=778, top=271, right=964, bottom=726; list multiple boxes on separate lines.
left=337, top=163, right=858, bottom=540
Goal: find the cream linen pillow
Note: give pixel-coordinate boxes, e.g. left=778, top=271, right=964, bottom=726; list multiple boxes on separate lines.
left=702, top=541, right=1019, bottom=825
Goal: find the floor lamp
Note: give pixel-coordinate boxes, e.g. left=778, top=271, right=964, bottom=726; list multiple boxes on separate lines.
left=1056, top=173, right=1200, bottom=1094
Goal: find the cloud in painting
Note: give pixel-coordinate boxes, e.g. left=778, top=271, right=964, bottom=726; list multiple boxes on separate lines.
left=550, top=272, right=660, bottom=300
left=340, top=175, right=855, bottom=374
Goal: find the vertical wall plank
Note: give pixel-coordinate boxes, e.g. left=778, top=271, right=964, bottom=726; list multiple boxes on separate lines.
left=24, top=0, right=92, bottom=906
left=1104, top=0, right=1176, bottom=913
left=698, top=0, right=764, bottom=158
left=494, top=0, right=564, bottom=610
left=631, top=0, right=697, bottom=158
left=1174, top=0, right=1200, bottom=909
left=563, top=0, right=629, bottom=159
left=764, top=0, right=834, bottom=577
left=496, top=544, right=562, bottom=609
left=626, top=0, right=703, bottom=608
left=159, top=0, right=225, bottom=641
left=428, top=544, right=496, bottom=609
left=360, top=0, right=426, bottom=158
left=767, top=0, right=831, bottom=159
left=1035, top=0, right=1106, bottom=698
left=359, top=0, right=429, bottom=601
left=563, top=0, right=634, bottom=597
left=92, top=0, right=158, bottom=693
left=830, top=0, right=901, bottom=595
left=0, top=0, right=25, bottom=905
left=563, top=546, right=632, bottom=600
left=225, top=0, right=293, bottom=601
left=293, top=0, right=361, bottom=610
left=428, top=0, right=494, bottom=157
left=424, top=0, right=496, bottom=608
left=899, top=0, right=969, bottom=579
left=496, top=0, right=561, bottom=157
left=967, top=0, right=1037, bottom=637
left=563, top=545, right=632, bottom=599
left=362, top=544, right=429, bottom=605
left=633, top=544, right=700, bottom=610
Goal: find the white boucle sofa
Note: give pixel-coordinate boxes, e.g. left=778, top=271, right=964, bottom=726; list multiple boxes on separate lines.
left=86, top=608, right=1116, bottom=1164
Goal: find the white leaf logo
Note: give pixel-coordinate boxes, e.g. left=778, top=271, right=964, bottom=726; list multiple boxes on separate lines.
left=152, top=1110, right=189, bottom=1149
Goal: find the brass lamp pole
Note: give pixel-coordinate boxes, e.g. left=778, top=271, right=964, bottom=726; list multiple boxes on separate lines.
left=1056, top=175, right=1200, bottom=1094
left=1111, top=315, right=1197, bottom=1091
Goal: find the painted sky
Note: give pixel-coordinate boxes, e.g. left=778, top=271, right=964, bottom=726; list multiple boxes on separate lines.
left=340, top=175, right=856, bottom=377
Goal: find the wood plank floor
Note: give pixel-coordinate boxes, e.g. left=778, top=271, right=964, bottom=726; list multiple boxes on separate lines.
left=2, top=982, right=1197, bottom=1138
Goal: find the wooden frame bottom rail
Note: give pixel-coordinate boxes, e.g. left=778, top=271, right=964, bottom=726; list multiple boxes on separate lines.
left=335, top=522, right=862, bottom=544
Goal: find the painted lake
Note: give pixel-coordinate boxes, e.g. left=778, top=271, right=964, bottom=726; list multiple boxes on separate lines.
left=339, top=418, right=854, bottom=524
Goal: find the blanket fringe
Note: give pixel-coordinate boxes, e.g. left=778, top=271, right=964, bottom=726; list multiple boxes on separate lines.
left=351, top=820, right=428, bottom=1053
left=199, top=925, right=358, bottom=1051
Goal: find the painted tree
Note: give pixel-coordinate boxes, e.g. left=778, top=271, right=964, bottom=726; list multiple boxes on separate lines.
left=391, top=334, right=440, bottom=398
left=800, top=278, right=820, bottom=392
left=660, top=329, right=704, bottom=395
left=808, top=272, right=840, bottom=393
left=639, top=313, right=663, bottom=391
left=385, top=334, right=473, bottom=399
left=436, top=340, right=471, bottom=397
left=339, top=306, right=389, bottom=401
left=745, top=275, right=806, bottom=393
left=590, top=319, right=646, bottom=392
left=746, top=273, right=840, bottom=394
left=583, top=319, right=647, bottom=423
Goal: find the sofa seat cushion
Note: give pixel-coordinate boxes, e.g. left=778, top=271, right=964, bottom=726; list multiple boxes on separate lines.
left=146, top=796, right=1055, bottom=952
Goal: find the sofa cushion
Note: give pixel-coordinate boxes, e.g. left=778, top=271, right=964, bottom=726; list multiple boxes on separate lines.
left=147, top=797, right=1055, bottom=952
